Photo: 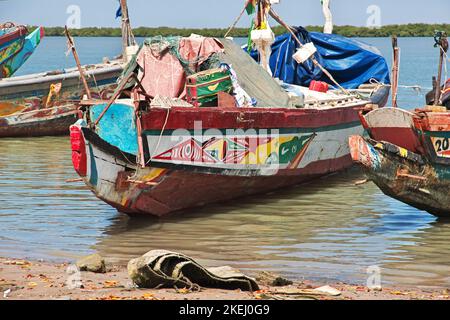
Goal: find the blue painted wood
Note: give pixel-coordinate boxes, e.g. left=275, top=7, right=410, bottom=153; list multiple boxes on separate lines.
left=90, top=103, right=138, bottom=155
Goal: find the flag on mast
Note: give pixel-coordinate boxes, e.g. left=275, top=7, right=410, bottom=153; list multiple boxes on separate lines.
left=116, top=0, right=122, bottom=19
left=246, top=0, right=257, bottom=15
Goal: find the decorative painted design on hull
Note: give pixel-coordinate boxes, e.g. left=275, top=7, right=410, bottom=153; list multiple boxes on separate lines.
left=349, top=135, right=450, bottom=217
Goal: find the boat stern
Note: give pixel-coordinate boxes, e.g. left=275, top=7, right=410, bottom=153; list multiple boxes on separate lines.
left=70, top=119, right=88, bottom=177
left=349, top=135, right=381, bottom=171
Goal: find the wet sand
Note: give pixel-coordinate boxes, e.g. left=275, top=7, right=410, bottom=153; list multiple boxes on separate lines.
left=1, top=257, right=448, bottom=301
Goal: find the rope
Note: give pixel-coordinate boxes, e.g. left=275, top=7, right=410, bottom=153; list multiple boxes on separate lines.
left=369, top=78, right=432, bottom=94
left=224, top=3, right=248, bottom=38
left=147, top=107, right=171, bottom=165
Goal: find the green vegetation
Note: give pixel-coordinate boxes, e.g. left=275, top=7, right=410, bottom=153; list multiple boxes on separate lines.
left=33, top=24, right=449, bottom=38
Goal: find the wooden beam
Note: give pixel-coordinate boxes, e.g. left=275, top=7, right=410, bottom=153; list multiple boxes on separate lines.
left=64, top=26, right=92, bottom=100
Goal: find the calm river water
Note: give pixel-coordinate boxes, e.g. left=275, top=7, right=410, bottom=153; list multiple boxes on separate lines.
left=1, top=37, right=449, bottom=289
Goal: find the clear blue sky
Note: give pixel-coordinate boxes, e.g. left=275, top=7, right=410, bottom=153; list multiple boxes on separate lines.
left=1, top=0, right=448, bottom=28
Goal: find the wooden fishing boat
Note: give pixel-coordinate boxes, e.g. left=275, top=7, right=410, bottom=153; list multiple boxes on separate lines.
left=349, top=32, right=449, bottom=217
left=0, top=0, right=136, bottom=138
left=69, top=32, right=389, bottom=217
left=0, top=63, right=121, bottom=137
left=350, top=106, right=450, bottom=217
left=0, top=23, right=44, bottom=79
left=349, top=129, right=449, bottom=217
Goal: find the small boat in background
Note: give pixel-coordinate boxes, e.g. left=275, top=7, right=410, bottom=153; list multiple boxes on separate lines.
left=350, top=32, right=449, bottom=217
left=0, top=0, right=137, bottom=138
left=0, top=23, right=44, bottom=79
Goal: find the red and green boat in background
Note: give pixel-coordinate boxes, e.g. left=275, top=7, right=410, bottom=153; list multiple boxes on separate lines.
left=0, top=0, right=136, bottom=138
left=0, top=23, right=44, bottom=79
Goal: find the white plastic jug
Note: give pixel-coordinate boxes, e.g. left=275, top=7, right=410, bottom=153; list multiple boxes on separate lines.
left=293, top=43, right=317, bottom=64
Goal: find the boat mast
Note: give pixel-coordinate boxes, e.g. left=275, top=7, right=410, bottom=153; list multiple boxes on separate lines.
left=434, top=31, right=448, bottom=106
left=321, top=0, right=333, bottom=34
left=120, top=0, right=137, bottom=59
left=391, top=36, right=400, bottom=108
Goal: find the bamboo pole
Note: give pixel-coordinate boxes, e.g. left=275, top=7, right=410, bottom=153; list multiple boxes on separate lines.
left=64, top=26, right=92, bottom=100
left=391, top=36, right=400, bottom=108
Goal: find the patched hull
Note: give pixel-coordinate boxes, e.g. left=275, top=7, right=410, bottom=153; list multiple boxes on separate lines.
left=350, top=135, right=450, bottom=217
left=0, top=62, right=122, bottom=137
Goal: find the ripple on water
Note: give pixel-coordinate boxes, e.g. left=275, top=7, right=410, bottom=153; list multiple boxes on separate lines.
left=0, top=137, right=449, bottom=289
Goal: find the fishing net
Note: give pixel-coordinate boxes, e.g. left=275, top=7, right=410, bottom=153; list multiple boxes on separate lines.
left=143, top=36, right=221, bottom=75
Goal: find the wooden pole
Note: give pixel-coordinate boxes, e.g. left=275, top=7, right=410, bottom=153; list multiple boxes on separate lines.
left=93, top=72, right=134, bottom=126
left=133, top=88, right=146, bottom=168
left=120, top=0, right=129, bottom=50
left=434, top=32, right=448, bottom=105
left=64, top=26, right=92, bottom=100
left=120, top=0, right=136, bottom=59
left=224, top=2, right=248, bottom=38
left=391, top=36, right=400, bottom=108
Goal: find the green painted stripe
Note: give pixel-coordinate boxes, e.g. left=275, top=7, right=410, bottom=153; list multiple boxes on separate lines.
left=424, top=131, right=450, bottom=139
left=143, top=121, right=362, bottom=136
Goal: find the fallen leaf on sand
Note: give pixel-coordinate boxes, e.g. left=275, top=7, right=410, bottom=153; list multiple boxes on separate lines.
left=390, top=291, right=409, bottom=296
left=98, top=295, right=122, bottom=301
left=142, top=293, right=156, bottom=300
left=27, top=282, right=38, bottom=288
left=104, top=280, right=119, bottom=288
left=176, top=288, right=191, bottom=294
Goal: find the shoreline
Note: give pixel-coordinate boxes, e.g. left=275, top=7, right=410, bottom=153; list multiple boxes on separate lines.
left=32, top=24, right=450, bottom=38
left=1, top=256, right=448, bottom=301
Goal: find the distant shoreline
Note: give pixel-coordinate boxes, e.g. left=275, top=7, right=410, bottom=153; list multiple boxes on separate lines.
left=32, top=24, right=449, bottom=38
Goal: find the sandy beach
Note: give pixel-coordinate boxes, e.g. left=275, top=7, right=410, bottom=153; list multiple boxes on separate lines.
left=1, top=257, right=448, bottom=301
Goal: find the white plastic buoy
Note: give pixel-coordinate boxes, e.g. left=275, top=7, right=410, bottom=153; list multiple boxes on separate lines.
left=292, top=43, right=317, bottom=64
left=251, top=28, right=275, bottom=75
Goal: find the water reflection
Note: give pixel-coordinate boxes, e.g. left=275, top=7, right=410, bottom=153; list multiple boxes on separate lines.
left=0, top=137, right=449, bottom=289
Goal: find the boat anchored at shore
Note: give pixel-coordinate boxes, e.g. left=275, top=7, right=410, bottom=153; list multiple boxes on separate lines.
left=69, top=29, right=389, bottom=217
left=0, top=0, right=137, bottom=138
left=350, top=33, right=449, bottom=217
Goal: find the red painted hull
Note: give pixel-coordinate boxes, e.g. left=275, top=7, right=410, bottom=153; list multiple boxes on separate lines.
left=367, top=127, right=424, bottom=154
left=101, top=155, right=353, bottom=217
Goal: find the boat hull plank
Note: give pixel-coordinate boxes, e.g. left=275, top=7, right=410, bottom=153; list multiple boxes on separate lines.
left=350, top=135, right=450, bottom=217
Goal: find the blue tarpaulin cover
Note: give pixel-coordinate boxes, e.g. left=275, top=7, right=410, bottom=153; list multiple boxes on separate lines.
left=250, top=27, right=390, bottom=89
